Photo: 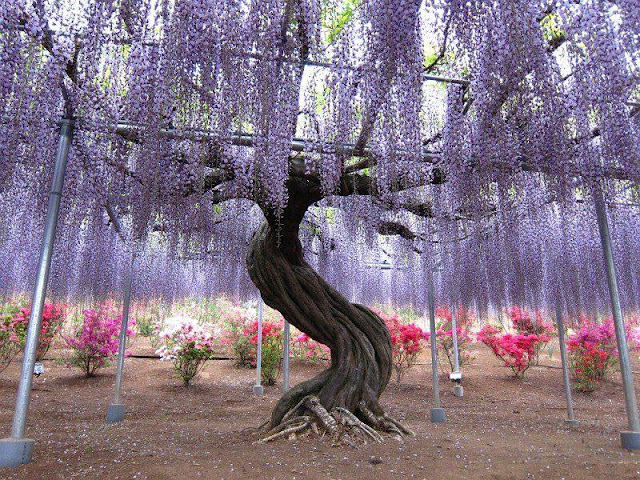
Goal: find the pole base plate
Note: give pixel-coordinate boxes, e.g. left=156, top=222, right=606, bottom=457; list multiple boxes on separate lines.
left=565, top=419, right=580, bottom=427
left=0, top=438, right=34, bottom=467
left=430, top=407, right=446, bottom=423
left=252, top=385, right=264, bottom=395
left=453, top=385, right=464, bottom=397
left=106, top=404, right=125, bottom=424
left=621, top=431, right=640, bottom=450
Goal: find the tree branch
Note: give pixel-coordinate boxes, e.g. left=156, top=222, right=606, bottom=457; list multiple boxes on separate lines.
left=377, top=221, right=422, bottom=241
left=423, top=13, right=453, bottom=74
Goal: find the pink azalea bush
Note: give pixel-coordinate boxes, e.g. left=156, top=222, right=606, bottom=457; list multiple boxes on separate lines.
left=378, top=310, right=428, bottom=384
left=567, top=317, right=639, bottom=392
left=220, top=307, right=254, bottom=367
left=477, top=323, right=550, bottom=378
left=435, top=305, right=474, bottom=373
left=291, top=332, right=330, bottom=364
left=156, top=316, right=216, bottom=386
left=65, top=303, right=136, bottom=377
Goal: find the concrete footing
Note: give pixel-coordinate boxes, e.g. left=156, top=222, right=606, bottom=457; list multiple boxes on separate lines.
left=0, top=437, right=34, bottom=467
left=430, top=408, right=446, bottom=423
left=453, top=384, right=464, bottom=398
left=106, top=404, right=125, bottom=424
left=621, top=431, right=640, bottom=450
left=252, top=385, right=264, bottom=395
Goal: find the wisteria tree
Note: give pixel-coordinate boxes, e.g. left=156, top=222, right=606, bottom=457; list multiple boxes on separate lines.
left=1, top=0, right=638, bottom=443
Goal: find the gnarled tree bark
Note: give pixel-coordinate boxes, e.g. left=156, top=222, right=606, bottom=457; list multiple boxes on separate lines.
left=246, top=173, right=410, bottom=443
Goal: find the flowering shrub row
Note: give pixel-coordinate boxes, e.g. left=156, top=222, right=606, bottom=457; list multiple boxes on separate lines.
left=6, top=294, right=640, bottom=396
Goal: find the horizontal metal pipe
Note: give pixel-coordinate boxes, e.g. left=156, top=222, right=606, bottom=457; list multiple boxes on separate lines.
left=12, top=23, right=469, bottom=87
left=92, top=120, right=442, bottom=160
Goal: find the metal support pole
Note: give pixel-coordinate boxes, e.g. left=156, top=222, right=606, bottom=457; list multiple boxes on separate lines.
left=283, top=321, right=290, bottom=392
left=554, top=301, right=579, bottom=426
left=0, top=119, right=73, bottom=467
left=428, top=272, right=445, bottom=423
left=451, top=305, right=460, bottom=373
left=594, top=188, right=640, bottom=449
left=253, top=299, right=264, bottom=394
left=451, top=304, right=464, bottom=398
left=107, top=254, right=135, bottom=424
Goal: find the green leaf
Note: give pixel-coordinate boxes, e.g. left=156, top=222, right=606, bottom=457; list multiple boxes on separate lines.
left=540, top=13, right=566, bottom=48
left=326, top=0, right=361, bottom=45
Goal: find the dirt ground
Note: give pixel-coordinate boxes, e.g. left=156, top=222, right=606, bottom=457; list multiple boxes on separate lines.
left=1, top=340, right=640, bottom=480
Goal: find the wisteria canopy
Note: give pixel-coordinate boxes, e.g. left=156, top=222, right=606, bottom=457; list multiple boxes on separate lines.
left=0, top=0, right=639, bottom=435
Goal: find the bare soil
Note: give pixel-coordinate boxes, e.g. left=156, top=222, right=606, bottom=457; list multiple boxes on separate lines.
left=1, top=340, right=639, bottom=479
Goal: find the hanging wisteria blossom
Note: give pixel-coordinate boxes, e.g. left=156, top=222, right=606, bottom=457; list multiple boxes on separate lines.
left=0, top=0, right=639, bottom=444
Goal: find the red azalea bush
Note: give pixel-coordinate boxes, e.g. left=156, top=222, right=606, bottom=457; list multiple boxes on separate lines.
left=65, top=303, right=136, bottom=377
left=506, top=306, right=553, bottom=364
left=243, top=320, right=283, bottom=385
left=9, top=302, right=65, bottom=361
left=435, top=306, right=474, bottom=373
left=291, top=332, right=330, bottom=364
left=567, top=317, right=639, bottom=392
left=477, top=324, right=550, bottom=378
left=378, top=310, right=428, bottom=384
left=0, top=299, right=28, bottom=373
left=222, top=304, right=329, bottom=382
left=1, top=300, right=65, bottom=372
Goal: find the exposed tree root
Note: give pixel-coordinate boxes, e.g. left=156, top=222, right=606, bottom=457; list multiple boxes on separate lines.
left=259, top=419, right=311, bottom=443
left=257, top=395, right=413, bottom=446
left=383, top=413, right=415, bottom=437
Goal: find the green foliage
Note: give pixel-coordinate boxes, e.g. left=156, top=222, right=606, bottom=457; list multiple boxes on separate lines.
left=540, top=13, right=566, bottom=48
left=0, top=299, right=26, bottom=373
left=395, top=307, right=424, bottom=326
left=259, top=329, right=283, bottom=385
left=231, top=330, right=254, bottom=368
left=423, top=44, right=455, bottom=74
left=314, top=85, right=330, bottom=111
left=325, top=0, right=361, bottom=44
left=136, top=315, right=157, bottom=337
left=325, top=206, right=337, bottom=224
left=132, top=301, right=166, bottom=338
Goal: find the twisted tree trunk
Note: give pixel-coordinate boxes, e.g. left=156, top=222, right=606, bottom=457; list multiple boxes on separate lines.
left=247, top=176, right=408, bottom=442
